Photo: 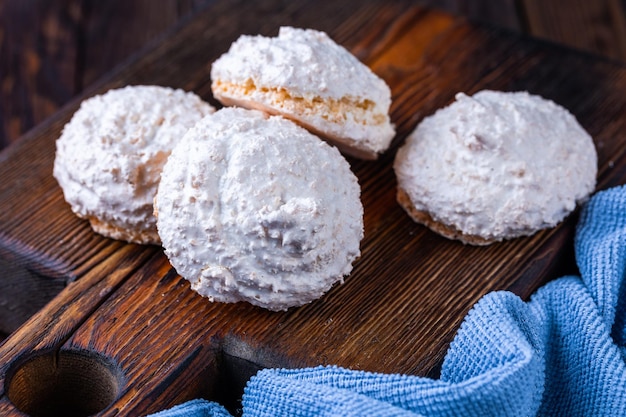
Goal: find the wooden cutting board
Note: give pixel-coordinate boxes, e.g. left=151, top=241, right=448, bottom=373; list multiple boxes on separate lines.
left=1, top=0, right=625, bottom=415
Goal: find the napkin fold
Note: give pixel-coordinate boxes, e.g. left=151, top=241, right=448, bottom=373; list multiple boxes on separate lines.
left=149, top=184, right=626, bottom=417
left=146, top=399, right=231, bottom=417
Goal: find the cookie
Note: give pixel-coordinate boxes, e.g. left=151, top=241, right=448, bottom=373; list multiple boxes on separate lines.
left=211, top=26, right=395, bottom=160
left=393, top=90, right=597, bottom=245
left=155, top=107, right=364, bottom=310
left=53, top=85, right=215, bottom=244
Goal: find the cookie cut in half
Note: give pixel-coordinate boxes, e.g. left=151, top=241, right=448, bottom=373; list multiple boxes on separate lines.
left=53, top=85, right=215, bottom=245
left=155, top=107, right=364, bottom=311
left=393, top=90, right=597, bottom=245
left=211, top=26, right=395, bottom=160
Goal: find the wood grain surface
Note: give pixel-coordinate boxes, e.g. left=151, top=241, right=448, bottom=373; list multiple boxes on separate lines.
left=1, top=0, right=626, bottom=415
left=3, top=0, right=626, bottom=149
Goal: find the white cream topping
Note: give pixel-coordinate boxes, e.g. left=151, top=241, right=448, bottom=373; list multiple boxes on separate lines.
left=394, top=90, right=597, bottom=242
left=210, top=26, right=395, bottom=156
left=155, top=107, right=364, bottom=311
left=53, top=85, right=215, bottom=244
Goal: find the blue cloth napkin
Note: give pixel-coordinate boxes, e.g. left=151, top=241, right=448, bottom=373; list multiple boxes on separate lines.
left=149, top=184, right=626, bottom=417
left=146, top=399, right=231, bottom=417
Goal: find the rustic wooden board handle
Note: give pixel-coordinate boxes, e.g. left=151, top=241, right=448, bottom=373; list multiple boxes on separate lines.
left=6, top=349, right=123, bottom=417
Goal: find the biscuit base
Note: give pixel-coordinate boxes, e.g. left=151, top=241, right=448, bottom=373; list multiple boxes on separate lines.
left=87, top=216, right=161, bottom=246
left=214, top=93, right=380, bottom=160
left=396, top=187, right=495, bottom=246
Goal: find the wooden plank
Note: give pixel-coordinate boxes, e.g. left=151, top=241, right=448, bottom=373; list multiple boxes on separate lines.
left=0, top=257, right=65, bottom=335
left=0, top=243, right=157, bottom=380
left=522, top=0, right=626, bottom=60
left=64, top=254, right=228, bottom=416
left=0, top=243, right=159, bottom=415
left=0, top=0, right=215, bottom=149
left=419, top=0, right=522, bottom=31
left=2, top=0, right=626, bottom=151
left=0, top=0, right=83, bottom=148
left=80, top=0, right=212, bottom=87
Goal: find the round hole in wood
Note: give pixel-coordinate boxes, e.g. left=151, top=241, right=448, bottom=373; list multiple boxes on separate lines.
left=5, top=349, right=123, bottom=417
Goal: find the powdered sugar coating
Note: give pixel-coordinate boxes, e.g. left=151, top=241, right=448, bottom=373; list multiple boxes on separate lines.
left=394, top=90, right=597, bottom=244
left=155, top=107, right=364, bottom=311
left=53, top=85, right=215, bottom=244
left=211, top=26, right=395, bottom=159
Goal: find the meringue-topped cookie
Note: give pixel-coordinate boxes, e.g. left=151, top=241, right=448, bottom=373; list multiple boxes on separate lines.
left=53, top=85, right=215, bottom=245
left=394, top=90, right=597, bottom=245
left=155, top=107, right=364, bottom=311
left=211, top=26, right=395, bottom=160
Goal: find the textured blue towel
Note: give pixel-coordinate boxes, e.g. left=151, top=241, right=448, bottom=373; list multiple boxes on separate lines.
left=146, top=399, right=231, bottom=417
left=149, top=184, right=626, bottom=417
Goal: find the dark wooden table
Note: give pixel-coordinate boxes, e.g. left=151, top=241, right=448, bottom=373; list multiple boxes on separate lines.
left=2, top=0, right=626, bottom=150
left=1, top=1, right=626, bottom=416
